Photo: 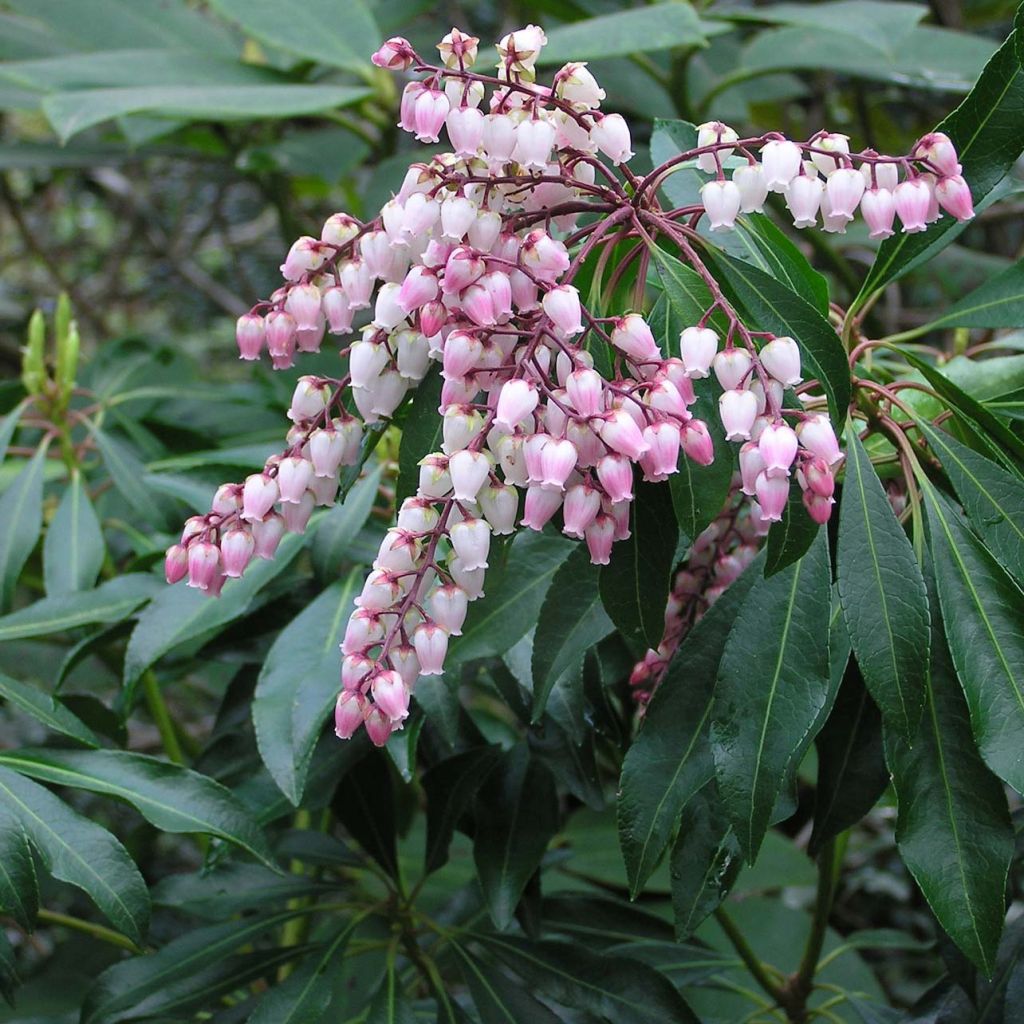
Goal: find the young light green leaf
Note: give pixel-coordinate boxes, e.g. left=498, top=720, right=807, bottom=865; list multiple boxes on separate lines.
left=473, top=744, right=559, bottom=930
left=43, top=469, right=105, bottom=595
left=0, top=446, right=47, bottom=612
left=711, top=530, right=832, bottom=860
left=0, top=807, right=38, bottom=932
left=838, top=426, right=929, bottom=740
left=617, top=554, right=762, bottom=896
left=0, top=672, right=101, bottom=747
left=532, top=546, right=613, bottom=720
left=0, top=748, right=275, bottom=868
left=0, top=766, right=149, bottom=946
left=885, top=575, right=1013, bottom=976
left=922, top=483, right=1024, bottom=794
left=253, top=572, right=360, bottom=805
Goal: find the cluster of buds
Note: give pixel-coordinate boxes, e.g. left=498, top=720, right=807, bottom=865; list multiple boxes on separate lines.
left=692, top=124, right=973, bottom=236
left=629, top=484, right=765, bottom=706
left=164, top=24, right=973, bottom=747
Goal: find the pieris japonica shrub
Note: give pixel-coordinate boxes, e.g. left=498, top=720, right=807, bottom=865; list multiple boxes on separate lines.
left=3, top=8, right=1024, bottom=1024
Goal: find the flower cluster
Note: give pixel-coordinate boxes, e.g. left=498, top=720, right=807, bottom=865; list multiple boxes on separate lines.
left=163, top=24, right=972, bottom=747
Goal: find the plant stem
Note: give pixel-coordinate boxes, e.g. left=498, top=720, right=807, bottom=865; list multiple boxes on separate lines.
left=714, top=907, right=787, bottom=1005
left=141, top=670, right=185, bottom=765
left=37, top=908, right=143, bottom=953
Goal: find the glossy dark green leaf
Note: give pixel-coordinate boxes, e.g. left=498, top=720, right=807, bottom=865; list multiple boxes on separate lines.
left=706, top=251, right=851, bottom=422
left=540, top=894, right=676, bottom=947
left=0, top=671, right=100, bottom=747
left=885, top=571, right=1013, bottom=976
left=0, top=573, right=159, bottom=642
left=856, top=29, right=1024, bottom=305
left=975, top=916, right=1024, bottom=1023
left=0, top=806, right=37, bottom=931
left=366, top=963, right=416, bottom=1024
left=916, top=419, right=1024, bottom=587
left=809, top=666, right=888, bottom=856
left=711, top=529, right=832, bottom=859
left=455, top=944, right=563, bottom=1024
left=310, top=466, right=381, bottom=577
left=451, top=531, right=573, bottom=665
left=423, top=746, right=502, bottom=874
left=838, top=426, right=929, bottom=740
left=332, top=748, right=396, bottom=877
left=92, top=429, right=170, bottom=527
left=670, top=782, right=742, bottom=938
left=43, top=468, right=105, bottom=595
left=477, top=934, right=701, bottom=1024
left=253, top=571, right=360, bottom=805
left=652, top=246, right=715, bottom=328
left=0, top=927, right=15, bottom=1007
left=931, top=259, right=1024, bottom=329
left=0, top=747, right=275, bottom=867
left=0, top=766, right=149, bottom=946
left=396, top=365, right=443, bottom=506
left=532, top=545, right=613, bottom=720
left=923, top=484, right=1024, bottom=794
left=0, top=446, right=46, bottom=612
left=765, top=484, right=820, bottom=577
left=617, top=553, right=761, bottom=896
left=473, top=744, right=559, bottom=929
left=600, top=480, right=679, bottom=652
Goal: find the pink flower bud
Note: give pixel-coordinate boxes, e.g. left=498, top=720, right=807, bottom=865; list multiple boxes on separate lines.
left=342, top=608, right=384, bottom=656
left=681, top=419, right=715, bottom=466
left=824, top=167, right=865, bottom=222
left=284, top=283, right=322, bottom=330
left=494, top=379, right=538, bottom=431
left=418, top=454, right=452, bottom=498
left=522, top=229, right=570, bottom=281
left=759, top=336, right=801, bottom=387
left=861, top=187, right=896, bottom=239
left=446, top=105, right=485, bottom=156
left=543, top=285, right=584, bottom=337
left=280, top=236, right=325, bottom=281
left=934, top=175, right=974, bottom=222
left=758, top=423, right=798, bottom=477
left=414, top=622, right=449, bottom=675
left=513, top=118, right=556, bottom=170
left=798, top=414, right=842, bottom=465
left=187, top=541, right=221, bottom=591
left=591, top=113, right=633, bottom=165
left=538, top=438, right=578, bottom=490
left=220, top=528, right=255, bottom=578
left=611, top=314, right=659, bottom=362
left=562, top=482, right=601, bottom=538
left=371, top=669, right=410, bottom=723
left=521, top=484, right=563, bottom=530
left=321, top=212, right=359, bottom=247
left=598, top=408, right=649, bottom=459
left=364, top=706, right=394, bottom=747
left=342, top=653, right=373, bottom=692
left=411, top=86, right=449, bottom=143
left=334, top=691, right=366, bottom=740
left=755, top=472, right=789, bottom=522
left=803, top=489, right=835, bottom=525
left=372, top=36, right=415, bottom=70
left=566, top=368, right=605, bottom=417
left=252, top=513, right=286, bottom=559
left=713, top=348, right=753, bottom=391
left=431, top=584, right=469, bottom=635
left=733, top=163, right=769, bottom=213
left=785, top=174, right=824, bottom=229
left=164, top=544, right=188, bottom=584
left=696, top=121, right=738, bottom=172
left=761, top=139, right=802, bottom=191
left=449, top=517, right=491, bottom=571
left=242, top=473, right=279, bottom=522
left=809, top=132, right=850, bottom=176
left=596, top=453, right=634, bottom=502
left=397, top=266, right=438, bottom=314
left=236, top=313, right=265, bottom=361
left=448, top=449, right=490, bottom=501
left=642, top=421, right=681, bottom=479
left=282, top=491, right=315, bottom=533
left=679, top=326, right=718, bottom=379
left=585, top=513, right=616, bottom=565
left=894, top=179, right=931, bottom=233
left=701, top=180, right=742, bottom=232
left=739, top=441, right=766, bottom=496
left=802, top=456, right=835, bottom=499
left=913, top=132, right=961, bottom=178
left=645, top=379, right=687, bottom=419
left=718, top=389, right=759, bottom=441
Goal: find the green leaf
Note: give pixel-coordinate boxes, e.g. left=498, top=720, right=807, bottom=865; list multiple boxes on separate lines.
left=540, top=894, right=676, bottom=946
left=310, top=466, right=381, bottom=577
left=885, top=571, right=1013, bottom=976
left=92, top=429, right=170, bottom=527
left=395, top=365, right=443, bottom=506
left=253, top=572, right=360, bottom=805
left=600, top=480, right=679, bottom=653
left=705, top=251, right=851, bottom=423
left=922, top=483, right=1024, bottom=794
left=0, top=748, right=275, bottom=867
left=930, top=259, right=1024, bottom=329
left=0, top=400, right=25, bottom=466
left=247, top=921, right=354, bottom=1024
left=455, top=944, right=563, bottom=1024
left=837, top=426, right=929, bottom=740
left=477, top=934, right=701, bottom=1024
left=207, top=0, right=380, bottom=70
left=0, top=806, right=38, bottom=932
left=617, top=553, right=762, bottom=896
left=0, top=446, right=46, bottom=612
left=915, top=419, right=1024, bottom=587
left=809, top=667, right=888, bottom=856
left=652, top=246, right=715, bottom=328
left=331, top=749, right=396, bottom=877
left=423, top=746, right=502, bottom=874
left=0, top=572, right=159, bottom=641
left=0, top=671, right=101, bottom=747
left=43, top=84, right=371, bottom=143
left=539, top=3, right=709, bottom=64
left=450, top=531, right=573, bottom=665
left=856, top=29, right=1024, bottom=305
left=0, top=766, right=149, bottom=946
left=669, top=782, right=742, bottom=938
left=43, top=469, right=105, bottom=595
left=711, top=530, right=832, bottom=859
left=531, top=545, right=613, bottom=721
left=366, top=963, right=416, bottom=1024
left=765, top=484, right=820, bottom=577
left=473, top=744, right=559, bottom=930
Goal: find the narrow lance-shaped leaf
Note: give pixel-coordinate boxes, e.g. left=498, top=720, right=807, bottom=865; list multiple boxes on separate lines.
left=0, top=445, right=47, bottom=612
left=0, top=806, right=38, bottom=932
left=366, top=962, right=417, bottom=1024
left=837, top=426, right=929, bottom=740
left=617, top=552, right=762, bottom=896
left=921, top=481, right=1024, bottom=794
left=0, top=748, right=276, bottom=868
left=0, top=766, right=149, bottom=946
left=711, top=529, right=832, bottom=860
left=454, top=941, right=564, bottom=1024
left=885, top=567, right=1013, bottom=976
left=929, top=258, right=1024, bottom=330
left=43, top=469, right=105, bottom=595
left=0, top=671, right=101, bottom=747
